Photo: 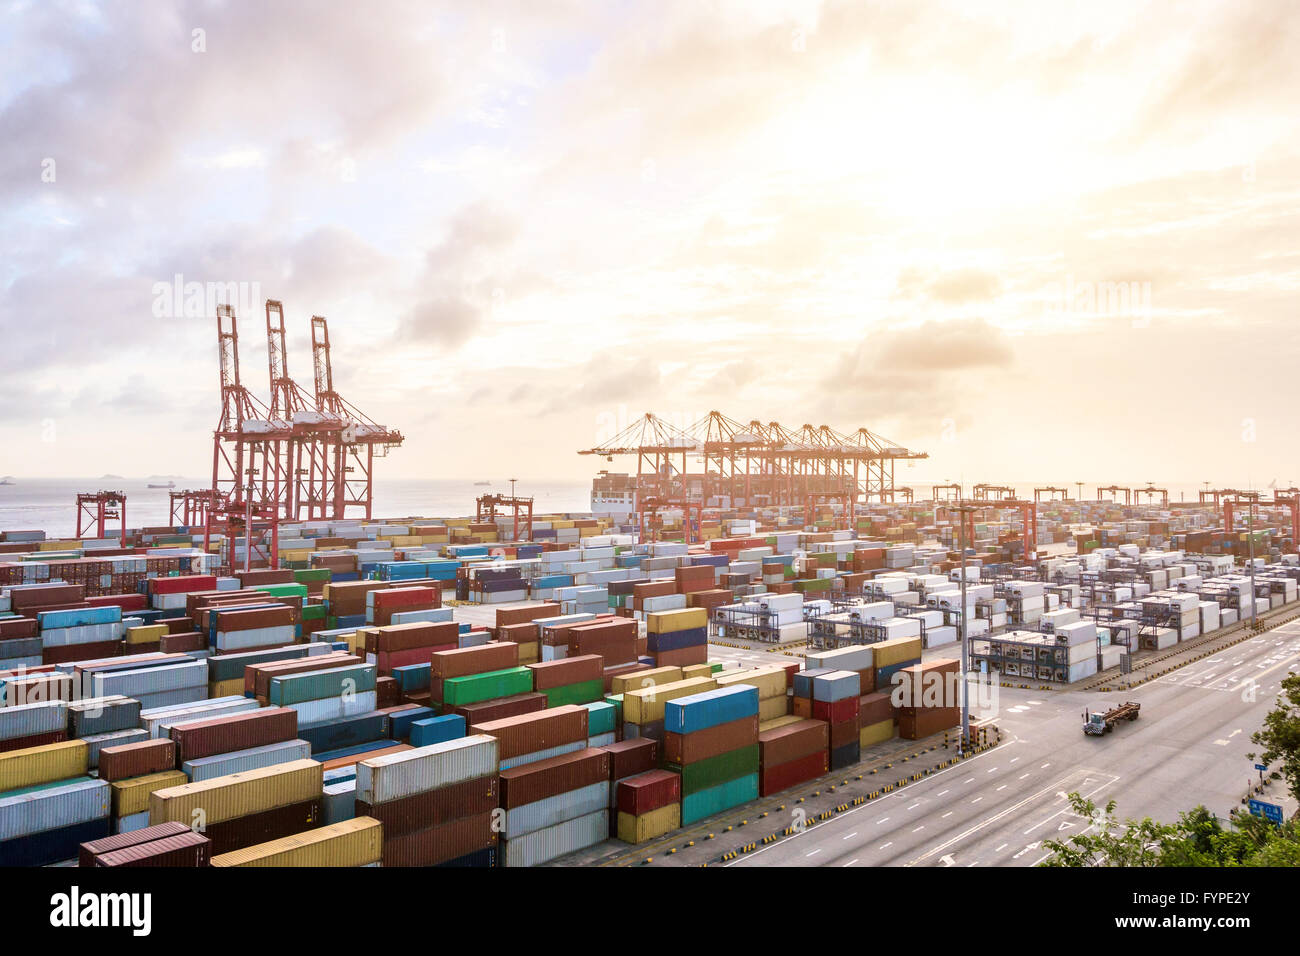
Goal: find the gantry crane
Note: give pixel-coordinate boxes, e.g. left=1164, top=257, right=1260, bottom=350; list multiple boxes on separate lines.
left=954, top=498, right=1039, bottom=562
left=169, top=489, right=212, bottom=528
left=931, top=483, right=962, bottom=502
left=972, top=484, right=1016, bottom=501
left=309, top=314, right=404, bottom=520
left=1097, top=485, right=1131, bottom=506
left=887, top=486, right=915, bottom=504
left=75, top=491, right=127, bottom=546
left=1034, top=486, right=1070, bottom=503
left=1133, top=484, right=1168, bottom=508
left=804, top=490, right=853, bottom=532
left=476, top=491, right=534, bottom=541
left=204, top=304, right=287, bottom=569
left=637, top=496, right=703, bottom=545
left=579, top=410, right=926, bottom=509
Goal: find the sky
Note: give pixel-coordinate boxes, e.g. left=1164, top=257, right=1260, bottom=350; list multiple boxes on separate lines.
left=1, top=0, right=1298, bottom=491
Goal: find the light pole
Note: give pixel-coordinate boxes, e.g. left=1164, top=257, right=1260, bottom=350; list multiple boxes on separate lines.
left=243, top=479, right=255, bottom=573
left=1248, top=499, right=1256, bottom=628
left=956, top=500, right=970, bottom=755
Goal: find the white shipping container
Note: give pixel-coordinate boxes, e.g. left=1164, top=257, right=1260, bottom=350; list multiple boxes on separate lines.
left=144, top=696, right=261, bottom=738
left=503, top=781, right=610, bottom=839
left=0, top=777, right=110, bottom=841
left=501, top=808, right=609, bottom=868
left=356, top=734, right=499, bottom=805
left=0, top=700, right=67, bottom=741
left=82, top=728, right=149, bottom=768
left=91, top=661, right=207, bottom=698
left=499, top=740, right=586, bottom=771
left=183, top=739, right=313, bottom=782
left=292, top=691, right=378, bottom=728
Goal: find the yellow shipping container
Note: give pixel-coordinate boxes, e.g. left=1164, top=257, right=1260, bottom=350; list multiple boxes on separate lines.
left=622, top=677, right=716, bottom=725
left=552, top=520, right=575, bottom=529
left=758, top=695, right=788, bottom=722
left=646, top=608, right=707, bottom=635
left=760, top=714, right=805, bottom=733
left=149, top=759, right=323, bottom=827
left=126, top=623, right=168, bottom=645
left=208, top=678, right=245, bottom=699
left=112, top=770, right=189, bottom=817
left=210, top=817, right=383, bottom=867
left=617, top=804, right=680, bottom=844
left=609, top=666, right=683, bottom=696
left=681, top=663, right=714, bottom=681
left=871, top=636, right=923, bottom=668
left=859, top=718, right=896, bottom=748
left=716, top=665, right=785, bottom=700
left=0, top=740, right=88, bottom=791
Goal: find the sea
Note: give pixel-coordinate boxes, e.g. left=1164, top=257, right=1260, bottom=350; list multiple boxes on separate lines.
left=0, top=477, right=592, bottom=539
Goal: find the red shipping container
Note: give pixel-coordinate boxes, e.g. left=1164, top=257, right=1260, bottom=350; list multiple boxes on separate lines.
left=600, top=737, right=659, bottom=779
left=378, top=643, right=456, bottom=675
left=84, top=594, right=148, bottom=612
left=654, top=645, right=708, bottom=668
left=156, top=616, right=195, bottom=634
left=759, top=749, right=830, bottom=796
left=237, top=569, right=296, bottom=587
left=812, top=696, right=860, bottom=726
left=450, top=692, right=547, bottom=724
left=471, top=705, right=588, bottom=761
left=202, top=799, right=321, bottom=855
left=758, top=718, right=829, bottom=767
left=0, top=730, right=67, bottom=753
left=168, top=706, right=297, bottom=763
left=526, top=654, right=602, bottom=691
left=829, top=719, right=857, bottom=748
left=494, top=602, right=560, bottom=628
left=663, top=715, right=759, bottom=764
left=0, top=617, right=37, bottom=639
left=569, top=621, right=638, bottom=666
left=376, top=674, right=400, bottom=708
left=98, top=738, right=177, bottom=782
left=214, top=606, right=294, bottom=633
left=430, top=641, right=519, bottom=681
left=248, top=652, right=359, bottom=697
left=674, top=565, right=715, bottom=594
left=499, top=748, right=611, bottom=809
left=159, top=631, right=207, bottom=654
left=79, top=822, right=193, bottom=867
left=383, top=813, right=496, bottom=867
left=149, top=575, right=218, bottom=596
left=356, top=775, right=498, bottom=835
left=92, top=831, right=212, bottom=867
left=616, top=769, right=681, bottom=816
left=42, top=639, right=123, bottom=666
left=11, top=585, right=83, bottom=611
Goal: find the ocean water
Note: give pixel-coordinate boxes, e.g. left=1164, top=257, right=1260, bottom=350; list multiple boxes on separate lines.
left=0, top=477, right=592, bottom=539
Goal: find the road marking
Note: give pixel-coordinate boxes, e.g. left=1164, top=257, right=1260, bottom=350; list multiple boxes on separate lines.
left=986, top=767, right=997, bottom=774
left=844, top=859, right=858, bottom=867
left=997, top=785, right=1007, bottom=791
left=971, top=797, right=983, bottom=803
left=942, top=811, right=953, bottom=818
left=880, top=842, right=893, bottom=850
left=963, top=777, right=975, bottom=784
left=842, top=832, right=857, bottom=840
left=1010, top=757, right=1019, bottom=763
left=1019, top=773, right=1030, bottom=780
left=995, top=843, right=1007, bottom=852
left=1012, top=842, right=1041, bottom=859
left=1041, top=763, right=1051, bottom=769
left=912, top=825, right=925, bottom=832
left=1214, top=739, right=1230, bottom=746
left=876, top=817, right=890, bottom=824
left=907, top=802, right=920, bottom=810
left=806, top=848, right=821, bottom=857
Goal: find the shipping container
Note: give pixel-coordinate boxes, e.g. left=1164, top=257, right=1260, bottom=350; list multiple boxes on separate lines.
left=355, top=735, right=498, bottom=806
left=148, top=759, right=322, bottom=826
left=210, top=817, right=382, bottom=867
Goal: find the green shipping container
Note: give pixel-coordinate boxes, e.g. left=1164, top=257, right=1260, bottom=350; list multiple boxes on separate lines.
left=269, top=664, right=377, bottom=706
left=603, top=693, right=624, bottom=727
left=294, top=569, right=332, bottom=583
left=680, top=772, right=759, bottom=825
left=302, top=604, right=326, bottom=621
left=666, top=744, right=759, bottom=796
left=542, top=679, right=604, bottom=708
left=581, top=700, right=617, bottom=736
left=442, top=667, right=532, bottom=707
left=262, top=583, right=310, bottom=600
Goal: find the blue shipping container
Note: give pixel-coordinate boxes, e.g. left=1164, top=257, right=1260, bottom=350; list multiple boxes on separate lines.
left=664, top=685, right=760, bottom=735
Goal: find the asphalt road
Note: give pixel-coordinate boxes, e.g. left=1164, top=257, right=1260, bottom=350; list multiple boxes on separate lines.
left=728, top=619, right=1300, bottom=868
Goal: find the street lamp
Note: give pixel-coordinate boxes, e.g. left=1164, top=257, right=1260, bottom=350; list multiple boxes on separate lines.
left=244, top=479, right=256, bottom=574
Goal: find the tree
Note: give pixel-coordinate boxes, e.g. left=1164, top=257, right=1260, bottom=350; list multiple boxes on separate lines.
left=1250, top=671, right=1300, bottom=805
left=1040, top=794, right=1300, bottom=867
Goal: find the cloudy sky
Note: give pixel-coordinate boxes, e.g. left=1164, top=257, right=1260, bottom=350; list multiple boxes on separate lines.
left=2, top=0, right=1298, bottom=492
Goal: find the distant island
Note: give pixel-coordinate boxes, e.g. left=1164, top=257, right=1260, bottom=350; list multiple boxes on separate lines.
left=100, top=474, right=124, bottom=480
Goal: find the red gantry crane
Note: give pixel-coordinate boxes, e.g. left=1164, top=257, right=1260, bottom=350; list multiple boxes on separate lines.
left=1134, top=484, right=1169, bottom=508
left=169, top=489, right=212, bottom=528
left=75, top=491, right=127, bottom=546
left=1034, top=486, right=1070, bottom=503
left=1096, top=485, right=1131, bottom=506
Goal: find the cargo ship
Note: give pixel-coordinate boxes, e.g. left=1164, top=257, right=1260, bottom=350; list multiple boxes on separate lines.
left=591, top=470, right=637, bottom=516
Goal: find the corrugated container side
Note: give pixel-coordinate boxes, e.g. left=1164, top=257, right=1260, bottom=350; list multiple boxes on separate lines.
left=147, top=758, right=323, bottom=826
left=210, top=817, right=382, bottom=867
left=355, top=735, right=498, bottom=806
left=501, top=808, right=608, bottom=867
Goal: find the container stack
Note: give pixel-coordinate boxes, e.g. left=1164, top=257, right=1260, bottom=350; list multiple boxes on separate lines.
left=857, top=690, right=897, bottom=748
left=894, top=658, right=960, bottom=740
left=471, top=704, right=589, bottom=770
left=621, top=675, right=716, bottom=743
left=211, top=605, right=296, bottom=654
left=355, top=735, right=499, bottom=867
left=364, top=621, right=458, bottom=676
left=805, top=644, right=875, bottom=701
left=645, top=608, right=708, bottom=668
left=168, top=707, right=309, bottom=781
left=599, top=737, right=659, bottom=826
left=79, top=821, right=211, bottom=867
left=498, top=746, right=610, bottom=866
left=269, top=662, right=377, bottom=728
left=664, top=685, right=760, bottom=825
left=870, top=635, right=923, bottom=693
left=148, top=759, right=323, bottom=854
left=1, top=700, right=68, bottom=753
left=527, top=654, right=604, bottom=708
left=581, top=700, right=617, bottom=747
left=756, top=716, right=829, bottom=796
left=807, top=670, right=861, bottom=770
left=36, top=606, right=125, bottom=666
left=567, top=618, right=638, bottom=671
left=716, top=665, right=789, bottom=723
left=0, top=740, right=111, bottom=866
left=615, top=768, right=681, bottom=843
left=0, top=616, right=41, bottom=671
left=367, top=585, right=440, bottom=626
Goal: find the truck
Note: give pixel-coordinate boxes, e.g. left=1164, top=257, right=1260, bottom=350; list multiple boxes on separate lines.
left=1083, top=701, right=1140, bottom=736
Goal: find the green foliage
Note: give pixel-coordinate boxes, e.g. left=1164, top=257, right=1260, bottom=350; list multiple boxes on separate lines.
left=1039, top=794, right=1300, bottom=867
left=1250, top=672, right=1300, bottom=805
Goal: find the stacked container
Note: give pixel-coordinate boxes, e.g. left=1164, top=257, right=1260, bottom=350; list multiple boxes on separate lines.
left=79, top=821, right=210, bottom=867
left=355, top=735, right=499, bottom=866
left=498, top=747, right=611, bottom=866
left=809, top=671, right=861, bottom=769
left=805, top=644, right=875, bottom=701
left=894, top=658, right=960, bottom=740
left=756, top=716, right=829, bottom=796
left=430, top=641, right=520, bottom=710
left=471, top=705, right=588, bottom=770
left=269, top=663, right=377, bottom=728
left=527, top=655, right=604, bottom=707
left=615, top=769, right=681, bottom=843
left=716, top=665, right=789, bottom=723
left=622, top=675, right=716, bottom=742
left=870, top=635, right=923, bottom=693
left=645, top=608, right=708, bottom=668
left=857, top=690, right=897, bottom=748
left=664, top=685, right=760, bottom=825
left=211, top=817, right=383, bottom=867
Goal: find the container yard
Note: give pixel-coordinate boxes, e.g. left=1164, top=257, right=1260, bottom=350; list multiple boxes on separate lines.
left=2, top=465, right=1298, bottom=870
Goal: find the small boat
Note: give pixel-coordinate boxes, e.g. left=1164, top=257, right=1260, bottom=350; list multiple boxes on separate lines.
left=147, top=482, right=175, bottom=489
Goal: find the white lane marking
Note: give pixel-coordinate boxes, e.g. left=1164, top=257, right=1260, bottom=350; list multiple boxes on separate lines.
left=995, top=843, right=1008, bottom=852
left=963, top=777, right=975, bottom=784
left=876, top=817, right=890, bottom=824
left=936, top=790, right=949, bottom=797
left=844, top=859, right=858, bottom=867
left=880, top=842, right=893, bottom=849
left=971, top=797, right=983, bottom=803
left=1041, top=763, right=1051, bottom=769
left=986, top=767, right=997, bottom=774
left=806, top=848, right=821, bottom=858
left=996, top=785, right=1007, bottom=791
left=1019, top=773, right=1030, bottom=780
left=912, top=825, right=925, bottom=832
